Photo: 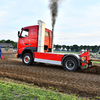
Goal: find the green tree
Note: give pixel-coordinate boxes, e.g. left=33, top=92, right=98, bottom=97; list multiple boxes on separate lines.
left=5, top=39, right=11, bottom=43
left=92, top=45, right=99, bottom=52
left=66, top=45, right=70, bottom=51
left=61, top=45, right=66, bottom=50
left=0, top=39, right=5, bottom=43
left=73, top=45, right=79, bottom=52
left=54, top=44, right=61, bottom=50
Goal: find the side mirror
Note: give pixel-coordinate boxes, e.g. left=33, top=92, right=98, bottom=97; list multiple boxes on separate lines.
left=18, top=31, right=20, bottom=37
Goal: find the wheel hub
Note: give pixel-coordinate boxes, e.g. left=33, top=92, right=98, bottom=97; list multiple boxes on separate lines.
left=24, top=56, right=30, bottom=64
left=65, top=60, right=75, bottom=70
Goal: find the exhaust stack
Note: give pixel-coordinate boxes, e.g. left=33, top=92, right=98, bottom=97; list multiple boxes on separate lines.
left=37, top=20, right=45, bottom=52
left=52, top=28, right=54, bottom=52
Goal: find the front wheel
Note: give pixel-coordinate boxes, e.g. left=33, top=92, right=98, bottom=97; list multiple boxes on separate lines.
left=22, top=53, right=33, bottom=65
left=62, top=57, right=78, bottom=71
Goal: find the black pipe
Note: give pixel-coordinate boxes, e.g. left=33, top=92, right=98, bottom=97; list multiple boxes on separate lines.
left=52, top=28, right=54, bottom=52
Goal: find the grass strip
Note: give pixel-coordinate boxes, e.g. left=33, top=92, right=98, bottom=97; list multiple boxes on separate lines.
left=0, top=80, right=87, bottom=100
left=92, top=61, right=100, bottom=64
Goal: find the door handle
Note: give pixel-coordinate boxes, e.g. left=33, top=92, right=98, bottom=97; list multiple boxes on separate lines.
left=25, top=44, right=28, bottom=45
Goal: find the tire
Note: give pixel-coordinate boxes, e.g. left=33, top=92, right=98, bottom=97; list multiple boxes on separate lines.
left=22, top=53, right=33, bottom=65
left=63, top=57, right=78, bottom=71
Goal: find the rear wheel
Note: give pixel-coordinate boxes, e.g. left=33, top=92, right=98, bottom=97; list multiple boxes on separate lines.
left=22, top=53, right=33, bottom=65
left=63, top=57, right=78, bottom=71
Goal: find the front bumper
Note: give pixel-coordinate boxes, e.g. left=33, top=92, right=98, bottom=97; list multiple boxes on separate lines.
left=16, top=53, right=22, bottom=58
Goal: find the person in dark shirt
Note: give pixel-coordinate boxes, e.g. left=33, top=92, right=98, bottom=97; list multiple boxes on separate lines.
left=99, top=45, right=100, bottom=54
left=0, top=46, right=2, bottom=58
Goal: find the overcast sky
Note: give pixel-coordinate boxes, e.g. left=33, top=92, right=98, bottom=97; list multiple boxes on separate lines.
left=0, top=0, right=100, bottom=46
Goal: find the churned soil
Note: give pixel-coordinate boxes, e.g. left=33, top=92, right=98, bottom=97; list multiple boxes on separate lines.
left=0, top=54, right=100, bottom=98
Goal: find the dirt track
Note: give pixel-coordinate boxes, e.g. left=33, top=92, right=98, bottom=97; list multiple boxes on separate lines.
left=0, top=54, right=100, bottom=98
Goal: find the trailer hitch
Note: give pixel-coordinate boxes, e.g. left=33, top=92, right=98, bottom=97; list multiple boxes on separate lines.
left=80, top=59, right=92, bottom=70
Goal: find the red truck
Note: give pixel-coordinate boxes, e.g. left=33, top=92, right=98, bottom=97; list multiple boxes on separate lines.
left=17, top=20, right=92, bottom=71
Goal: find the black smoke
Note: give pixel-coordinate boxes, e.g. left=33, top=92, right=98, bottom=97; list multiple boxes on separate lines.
left=49, top=0, right=60, bottom=30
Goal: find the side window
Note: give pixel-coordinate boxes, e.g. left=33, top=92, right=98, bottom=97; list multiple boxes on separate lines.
left=45, top=31, right=49, bottom=37
left=21, top=29, right=29, bottom=38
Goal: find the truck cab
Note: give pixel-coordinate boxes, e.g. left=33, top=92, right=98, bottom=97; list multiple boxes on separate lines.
left=17, top=21, right=52, bottom=58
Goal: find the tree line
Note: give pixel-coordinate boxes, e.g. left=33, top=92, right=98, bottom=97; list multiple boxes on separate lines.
left=0, top=39, right=17, bottom=49
left=0, top=39, right=99, bottom=53
left=54, top=44, right=100, bottom=53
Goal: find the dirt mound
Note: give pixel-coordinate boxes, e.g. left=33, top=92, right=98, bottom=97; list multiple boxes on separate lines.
left=81, top=65, right=100, bottom=74
left=1, top=48, right=16, bottom=54
left=0, top=55, right=100, bottom=98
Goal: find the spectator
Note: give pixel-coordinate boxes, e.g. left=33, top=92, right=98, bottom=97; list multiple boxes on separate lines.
left=99, top=45, right=100, bottom=54
left=0, top=45, right=2, bottom=58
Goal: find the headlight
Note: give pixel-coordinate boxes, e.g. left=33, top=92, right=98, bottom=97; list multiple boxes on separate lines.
left=81, top=56, right=86, bottom=61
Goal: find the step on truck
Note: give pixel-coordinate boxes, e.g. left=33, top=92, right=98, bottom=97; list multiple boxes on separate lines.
left=17, top=20, right=92, bottom=71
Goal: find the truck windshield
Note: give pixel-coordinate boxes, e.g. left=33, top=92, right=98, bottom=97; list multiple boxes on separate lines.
left=21, top=29, right=29, bottom=38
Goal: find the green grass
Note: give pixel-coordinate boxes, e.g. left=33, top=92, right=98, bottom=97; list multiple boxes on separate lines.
left=0, top=80, right=87, bottom=100
left=96, top=96, right=100, bottom=99
left=92, top=61, right=100, bottom=64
